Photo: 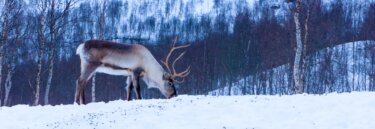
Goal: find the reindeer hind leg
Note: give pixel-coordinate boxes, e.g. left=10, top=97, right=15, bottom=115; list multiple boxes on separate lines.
left=75, top=63, right=98, bottom=105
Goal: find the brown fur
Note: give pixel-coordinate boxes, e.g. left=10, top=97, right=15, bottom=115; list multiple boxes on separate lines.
left=84, top=40, right=134, bottom=53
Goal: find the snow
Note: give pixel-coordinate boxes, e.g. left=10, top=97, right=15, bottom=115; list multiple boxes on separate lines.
left=1, top=92, right=375, bottom=129
left=209, top=64, right=291, bottom=96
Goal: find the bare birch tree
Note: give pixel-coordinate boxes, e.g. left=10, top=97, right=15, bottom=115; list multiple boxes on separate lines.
left=44, top=0, right=58, bottom=105
left=285, top=0, right=308, bottom=94
left=44, top=0, right=74, bottom=105
left=1, top=0, right=22, bottom=106
left=292, top=0, right=304, bottom=94
left=299, top=1, right=312, bottom=93
left=3, top=15, right=23, bottom=106
left=34, top=0, right=48, bottom=106
left=291, top=0, right=313, bottom=94
left=0, top=0, right=12, bottom=106
left=91, top=0, right=107, bottom=102
left=34, top=0, right=75, bottom=105
left=3, top=56, right=15, bottom=106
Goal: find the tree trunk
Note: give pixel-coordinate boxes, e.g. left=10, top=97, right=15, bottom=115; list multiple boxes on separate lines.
left=44, top=0, right=55, bottom=105
left=34, top=6, right=46, bottom=106
left=0, top=46, right=3, bottom=106
left=35, top=44, right=44, bottom=106
left=0, top=0, right=10, bottom=106
left=299, top=5, right=310, bottom=93
left=3, top=62, right=14, bottom=106
left=91, top=74, right=96, bottom=102
left=44, top=47, right=55, bottom=105
left=34, top=35, right=45, bottom=106
left=293, top=0, right=304, bottom=94
left=228, top=77, right=232, bottom=96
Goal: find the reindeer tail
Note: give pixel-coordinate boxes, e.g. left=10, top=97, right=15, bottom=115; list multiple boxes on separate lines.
left=76, top=43, right=85, bottom=55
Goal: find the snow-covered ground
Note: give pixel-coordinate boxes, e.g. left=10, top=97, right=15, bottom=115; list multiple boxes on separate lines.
left=0, top=92, right=374, bottom=129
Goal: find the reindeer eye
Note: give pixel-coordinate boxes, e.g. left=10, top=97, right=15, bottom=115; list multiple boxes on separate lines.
left=168, top=82, right=173, bottom=86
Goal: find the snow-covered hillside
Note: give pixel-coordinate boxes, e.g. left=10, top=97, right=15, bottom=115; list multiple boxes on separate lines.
left=210, top=40, right=375, bottom=95
left=0, top=92, right=375, bottom=129
left=78, top=0, right=373, bottom=41
left=24, top=0, right=374, bottom=42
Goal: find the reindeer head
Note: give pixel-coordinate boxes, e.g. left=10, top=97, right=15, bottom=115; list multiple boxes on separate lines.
left=160, top=38, right=191, bottom=98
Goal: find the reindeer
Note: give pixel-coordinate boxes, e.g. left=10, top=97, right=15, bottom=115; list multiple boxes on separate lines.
left=75, top=39, right=190, bottom=105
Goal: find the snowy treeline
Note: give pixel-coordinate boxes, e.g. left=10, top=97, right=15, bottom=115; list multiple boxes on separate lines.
left=0, top=0, right=375, bottom=106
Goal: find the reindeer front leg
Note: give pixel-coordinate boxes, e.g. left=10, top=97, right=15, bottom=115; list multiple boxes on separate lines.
left=126, top=76, right=134, bottom=101
left=134, top=76, right=142, bottom=100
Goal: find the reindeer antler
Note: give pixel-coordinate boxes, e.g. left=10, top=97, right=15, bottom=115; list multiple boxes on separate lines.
left=161, top=37, right=191, bottom=83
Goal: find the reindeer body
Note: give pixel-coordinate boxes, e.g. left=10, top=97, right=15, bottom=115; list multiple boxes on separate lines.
left=76, top=40, right=161, bottom=79
left=76, top=40, right=166, bottom=104
left=75, top=39, right=189, bottom=105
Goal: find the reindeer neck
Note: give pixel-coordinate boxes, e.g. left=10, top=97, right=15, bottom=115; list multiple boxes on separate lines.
left=142, top=49, right=166, bottom=88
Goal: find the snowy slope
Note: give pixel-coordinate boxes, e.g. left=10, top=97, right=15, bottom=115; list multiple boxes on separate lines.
left=1, top=92, right=375, bottom=129
left=38, top=0, right=374, bottom=42
left=210, top=40, right=375, bottom=95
